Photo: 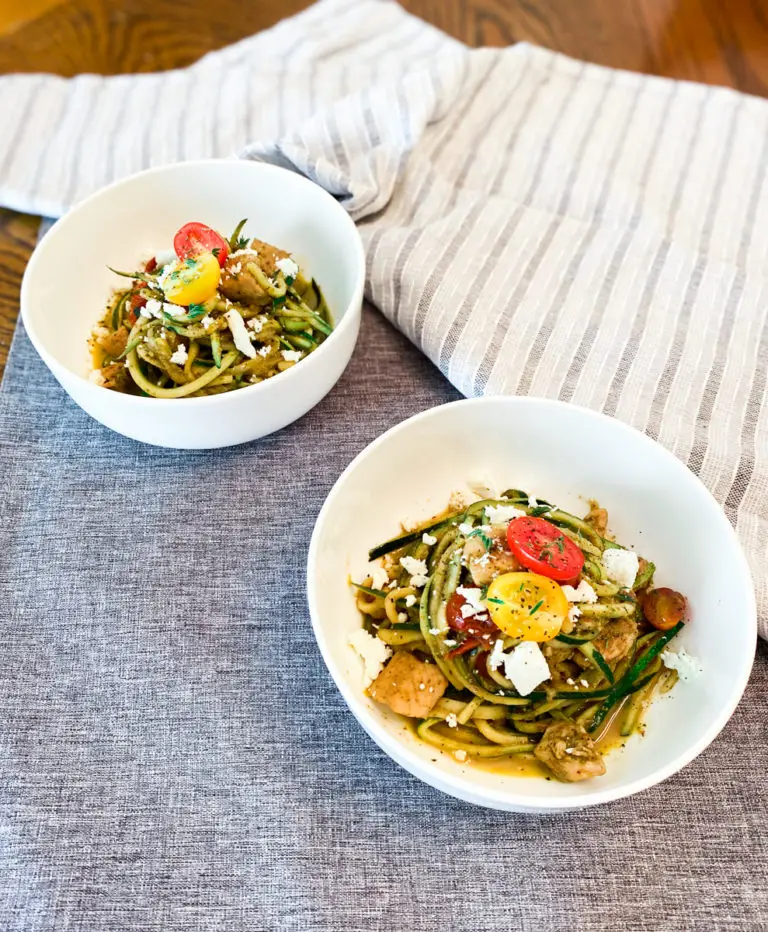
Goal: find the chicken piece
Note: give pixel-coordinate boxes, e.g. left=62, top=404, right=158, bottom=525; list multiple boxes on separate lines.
left=541, top=641, right=579, bottom=684
left=585, top=500, right=608, bottom=536
left=93, top=325, right=129, bottom=359
left=463, top=525, right=520, bottom=587
left=592, top=617, right=638, bottom=665
left=100, top=362, right=133, bottom=393
left=368, top=651, right=448, bottom=718
left=534, top=721, right=606, bottom=782
left=219, top=253, right=272, bottom=306
left=247, top=238, right=290, bottom=276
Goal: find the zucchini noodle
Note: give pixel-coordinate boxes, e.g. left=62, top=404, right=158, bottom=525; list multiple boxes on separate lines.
left=353, top=489, right=688, bottom=782
left=89, top=219, right=333, bottom=398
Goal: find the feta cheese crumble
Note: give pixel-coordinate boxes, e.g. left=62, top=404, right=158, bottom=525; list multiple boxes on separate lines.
left=201, top=315, right=215, bottom=329
left=169, top=344, right=188, bottom=365
left=282, top=349, right=303, bottom=363
left=446, top=713, right=458, bottom=728
left=601, top=548, right=640, bottom=588
left=348, top=629, right=391, bottom=687
left=400, top=556, right=429, bottom=588
left=257, top=345, right=271, bottom=358
left=456, top=586, right=486, bottom=618
left=453, top=749, right=468, bottom=762
left=275, top=256, right=299, bottom=279
left=405, top=595, right=417, bottom=608
left=366, top=564, right=389, bottom=591
left=502, top=642, right=551, bottom=696
left=457, top=522, right=474, bottom=535
left=397, top=612, right=408, bottom=623
left=661, top=647, right=703, bottom=682
left=140, top=298, right=163, bottom=319
left=247, top=315, right=267, bottom=333
left=224, top=309, right=256, bottom=359
left=422, top=533, right=437, bottom=545
left=485, top=503, right=526, bottom=524
left=568, top=606, right=582, bottom=624
left=561, top=580, right=598, bottom=603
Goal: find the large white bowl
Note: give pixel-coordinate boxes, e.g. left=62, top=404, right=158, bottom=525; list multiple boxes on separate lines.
left=307, top=397, right=756, bottom=811
left=21, top=160, right=365, bottom=449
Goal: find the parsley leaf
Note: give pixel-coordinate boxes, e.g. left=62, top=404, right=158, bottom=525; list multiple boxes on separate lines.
left=212, top=247, right=221, bottom=258
left=529, top=599, right=544, bottom=615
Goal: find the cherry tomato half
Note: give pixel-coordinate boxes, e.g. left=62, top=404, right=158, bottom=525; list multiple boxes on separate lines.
left=641, top=587, right=687, bottom=631
left=173, top=222, right=229, bottom=268
left=506, top=516, right=584, bottom=583
left=445, top=591, right=497, bottom=635
left=485, top=571, right=568, bottom=642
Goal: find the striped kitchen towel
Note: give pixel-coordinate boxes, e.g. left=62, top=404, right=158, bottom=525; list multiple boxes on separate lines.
left=0, top=0, right=766, bottom=634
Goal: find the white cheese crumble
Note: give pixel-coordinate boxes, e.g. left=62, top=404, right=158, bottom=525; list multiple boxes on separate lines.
left=456, top=586, right=486, bottom=618
left=602, top=548, right=640, bottom=588
left=162, top=303, right=186, bottom=319
left=405, top=594, right=417, bottom=608
left=580, top=679, right=589, bottom=688
left=568, top=606, right=582, bottom=624
left=487, top=639, right=506, bottom=672
left=275, top=256, right=299, bottom=279
left=225, top=309, right=257, bottom=359
left=502, top=642, right=551, bottom=696
left=169, top=344, right=188, bottom=365
left=400, top=556, right=428, bottom=588
left=453, top=749, right=468, bottom=762
left=397, top=612, right=408, bottom=623
left=282, top=349, right=303, bottom=363
left=661, top=647, right=703, bottom=682
left=366, top=564, right=389, bottom=591
left=446, top=713, right=458, bottom=728
left=485, top=504, right=526, bottom=524
left=229, top=262, right=242, bottom=276
left=528, top=494, right=539, bottom=508
left=257, top=345, right=271, bottom=358
left=201, top=315, right=215, bottom=329
left=140, top=298, right=163, bottom=319
left=348, top=629, right=391, bottom=688
left=422, top=533, right=437, bottom=545
left=561, top=580, right=598, bottom=603
left=247, top=315, right=267, bottom=333
left=457, top=522, right=474, bottom=535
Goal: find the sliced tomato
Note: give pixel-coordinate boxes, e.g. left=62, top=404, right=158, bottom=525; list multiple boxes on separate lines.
left=447, top=638, right=483, bottom=657
left=506, top=516, right=584, bottom=582
left=445, top=591, right=497, bottom=635
left=173, top=222, right=229, bottom=267
left=129, top=293, right=147, bottom=311
left=144, top=256, right=157, bottom=273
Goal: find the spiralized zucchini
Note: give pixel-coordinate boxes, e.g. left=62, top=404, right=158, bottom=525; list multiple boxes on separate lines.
left=89, top=219, right=333, bottom=398
left=353, top=489, right=687, bottom=781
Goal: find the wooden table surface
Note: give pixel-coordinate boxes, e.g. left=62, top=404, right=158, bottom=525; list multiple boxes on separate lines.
left=1, top=0, right=767, bottom=380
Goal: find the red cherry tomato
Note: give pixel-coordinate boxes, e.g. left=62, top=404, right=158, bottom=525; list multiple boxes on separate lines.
left=445, top=592, right=497, bottom=635
left=506, top=516, right=585, bottom=583
left=641, top=588, right=687, bottom=631
left=173, top=222, right=229, bottom=267
left=144, top=256, right=157, bottom=273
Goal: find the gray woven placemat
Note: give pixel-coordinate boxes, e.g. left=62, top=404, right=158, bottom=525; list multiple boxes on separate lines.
left=0, top=308, right=766, bottom=932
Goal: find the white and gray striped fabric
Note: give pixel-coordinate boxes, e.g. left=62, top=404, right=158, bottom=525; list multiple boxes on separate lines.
left=1, top=0, right=766, bottom=636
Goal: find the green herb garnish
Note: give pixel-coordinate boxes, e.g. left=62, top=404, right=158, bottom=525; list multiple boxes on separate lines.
left=486, top=597, right=505, bottom=606
left=528, top=599, right=544, bottom=615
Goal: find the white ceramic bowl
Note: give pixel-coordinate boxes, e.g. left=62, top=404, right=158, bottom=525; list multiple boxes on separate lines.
left=307, top=397, right=756, bottom=811
left=21, top=160, right=365, bottom=449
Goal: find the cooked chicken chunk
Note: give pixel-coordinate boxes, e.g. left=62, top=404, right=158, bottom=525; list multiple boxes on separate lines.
left=99, top=361, right=133, bottom=393
left=247, top=238, right=290, bottom=276
left=534, top=721, right=606, bottom=782
left=369, top=651, right=448, bottom=718
left=593, top=617, right=638, bottom=665
left=219, top=252, right=272, bottom=306
left=463, top=525, right=520, bottom=587
left=93, top=325, right=129, bottom=359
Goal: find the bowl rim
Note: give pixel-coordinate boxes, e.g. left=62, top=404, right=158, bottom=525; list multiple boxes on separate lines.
left=20, top=158, right=366, bottom=408
left=306, top=395, right=758, bottom=810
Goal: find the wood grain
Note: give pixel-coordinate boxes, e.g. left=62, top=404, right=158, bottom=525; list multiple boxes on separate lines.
left=1, top=0, right=768, bottom=381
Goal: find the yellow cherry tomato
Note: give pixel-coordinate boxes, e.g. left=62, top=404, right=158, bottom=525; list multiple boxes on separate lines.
left=485, top=572, right=568, bottom=642
left=162, top=251, right=221, bottom=306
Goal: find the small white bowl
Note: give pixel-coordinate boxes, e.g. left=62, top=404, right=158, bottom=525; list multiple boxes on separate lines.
left=307, top=397, right=756, bottom=812
left=21, top=160, right=365, bottom=449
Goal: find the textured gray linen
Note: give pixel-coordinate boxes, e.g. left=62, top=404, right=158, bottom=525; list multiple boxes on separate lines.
left=0, top=0, right=767, bottom=928
left=1, top=314, right=767, bottom=931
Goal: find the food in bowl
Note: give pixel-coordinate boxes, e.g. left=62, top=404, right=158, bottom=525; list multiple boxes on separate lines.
left=89, top=219, right=332, bottom=398
left=350, top=487, right=692, bottom=783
